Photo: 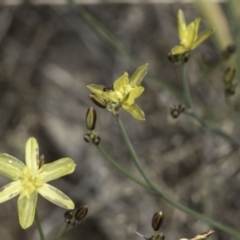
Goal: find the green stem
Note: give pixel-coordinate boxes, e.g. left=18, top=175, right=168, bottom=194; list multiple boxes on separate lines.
left=180, top=64, right=194, bottom=109
left=181, top=64, right=240, bottom=147
left=35, top=210, right=45, bottom=240
left=116, top=116, right=240, bottom=239
left=54, top=224, right=69, bottom=240
left=96, top=145, right=149, bottom=189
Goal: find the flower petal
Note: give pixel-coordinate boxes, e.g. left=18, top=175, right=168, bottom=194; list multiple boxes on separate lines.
left=178, top=9, right=187, bottom=41
left=130, top=64, right=148, bottom=87
left=125, top=86, right=144, bottom=105
left=38, top=183, right=74, bottom=209
left=193, top=18, right=201, bottom=42
left=185, top=22, right=196, bottom=48
left=113, top=72, right=129, bottom=91
left=171, top=45, right=187, bottom=55
left=0, top=154, right=25, bottom=180
left=18, top=191, right=38, bottom=229
left=0, top=180, right=22, bottom=203
left=192, top=28, right=214, bottom=50
left=87, top=84, right=119, bottom=102
left=25, top=137, right=39, bottom=174
left=122, top=103, right=145, bottom=120
left=38, top=158, right=76, bottom=183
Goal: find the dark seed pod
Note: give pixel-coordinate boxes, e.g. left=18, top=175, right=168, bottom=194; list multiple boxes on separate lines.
left=93, top=136, right=101, bottom=145
left=86, top=107, right=97, bottom=131
left=64, top=210, right=75, bottom=225
left=89, top=93, right=107, bottom=109
left=84, top=134, right=92, bottom=143
left=74, top=205, right=88, bottom=222
left=152, top=211, right=164, bottom=231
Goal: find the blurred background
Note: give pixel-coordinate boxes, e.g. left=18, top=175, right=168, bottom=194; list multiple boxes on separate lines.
left=0, top=0, right=239, bottom=239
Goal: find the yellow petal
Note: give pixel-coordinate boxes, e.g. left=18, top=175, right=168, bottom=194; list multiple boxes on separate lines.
left=87, top=84, right=105, bottom=96
left=25, top=137, right=39, bottom=174
left=38, top=158, right=76, bottom=183
left=0, top=154, right=24, bottom=180
left=125, top=86, right=144, bottom=105
left=0, top=180, right=22, bottom=204
left=113, top=72, right=129, bottom=90
left=87, top=84, right=119, bottom=102
left=185, top=22, right=196, bottom=48
left=130, top=64, right=148, bottom=87
left=193, top=18, right=201, bottom=42
left=18, top=191, right=38, bottom=229
left=192, top=28, right=214, bottom=50
left=38, top=183, right=74, bottom=209
left=171, top=45, right=187, bottom=55
left=122, top=103, right=145, bottom=120
left=178, top=9, right=187, bottom=41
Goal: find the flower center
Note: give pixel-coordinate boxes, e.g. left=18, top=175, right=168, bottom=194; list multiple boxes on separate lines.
left=115, top=85, right=132, bottom=102
left=20, top=167, right=44, bottom=198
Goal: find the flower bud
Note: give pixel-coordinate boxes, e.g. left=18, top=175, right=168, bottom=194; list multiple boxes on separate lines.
left=84, top=134, right=92, bottom=143
left=223, top=67, right=237, bottom=96
left=224, top=67, right=236, bottom=83
left=86, top=107, right=97, bottom=131
left=152, top=211, right=164, bottom=231
left=89, top=93, right=107, bottom=109
left=93, top=136, right=101, bottom=145
left=170, top=104, right=185, bottom=119
left=74, top=205, right=88, bottom=222
left=64, top=210, right=75, bottom=226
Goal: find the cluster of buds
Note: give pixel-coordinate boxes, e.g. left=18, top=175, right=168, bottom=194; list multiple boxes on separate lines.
left=168, top=52, right=190, bottom=64
left=223, top=67, right=237, bottom=96
left=64, top=205, right=88, bottom=226
left=136, top=211, right=165, bottom=240
left=170, top=104, right=185, bottom=119
left=84, top=107, right=101, bottom=145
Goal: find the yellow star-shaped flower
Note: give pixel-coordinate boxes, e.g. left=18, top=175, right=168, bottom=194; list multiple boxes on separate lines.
left=0, top=137, right=76, bottom=229
left=87, top=64, right=148, bottom=121
left=171, top=9, right=214, bottom=55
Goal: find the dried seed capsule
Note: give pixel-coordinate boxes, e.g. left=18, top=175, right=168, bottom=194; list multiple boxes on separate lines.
left=64, top=210, right=75, bottom=225
left=84, top=134, right=92, bottom=143
left=86, top=107, right=97, bottom=131
left=89, top=93, right=107, bottom=109
left=152, top=211, right=164, bottom=231
left=74, top=205, right=88, bottom=222
left=93, top=136, right=101, bottom=145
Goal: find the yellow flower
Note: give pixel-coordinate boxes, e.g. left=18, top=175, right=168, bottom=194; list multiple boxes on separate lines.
left=87, top=64, right=148, bottom=121
left=171, top=9, right=214, bottom=55
left=0, top=137, right=76, bottom=229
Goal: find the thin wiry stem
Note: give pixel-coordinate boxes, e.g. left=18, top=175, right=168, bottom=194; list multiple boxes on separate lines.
left=116, top=116, right=240, bottom=239
left=35, top=210, right=45, bottom=240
